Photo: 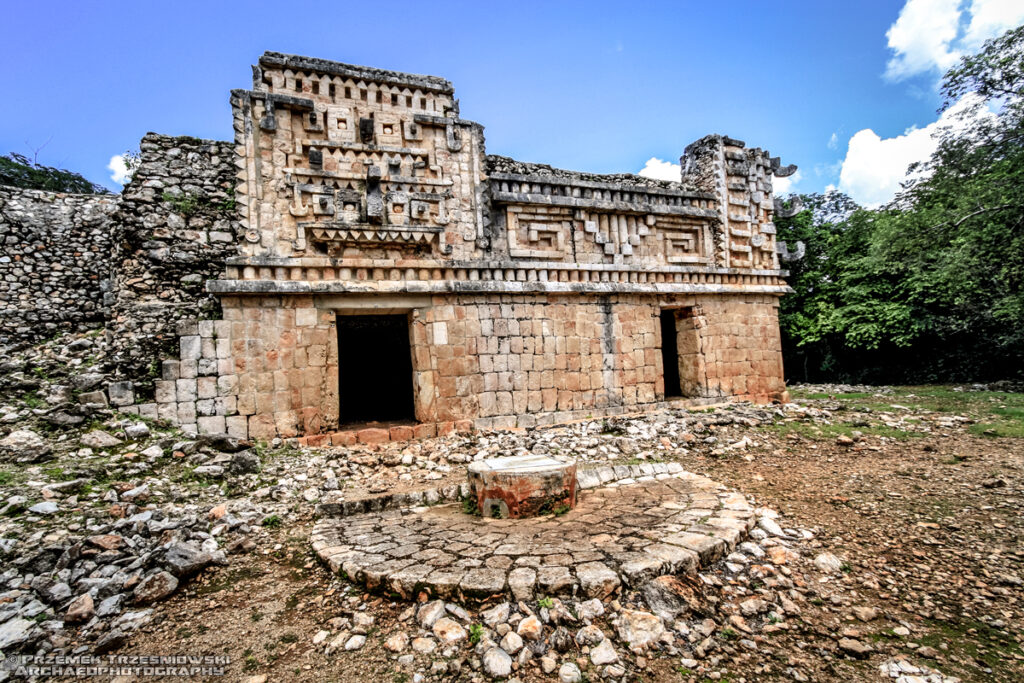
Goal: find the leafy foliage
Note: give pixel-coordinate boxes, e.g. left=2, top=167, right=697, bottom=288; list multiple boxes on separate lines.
left=778, top=25, right=1024, bottom=383
left=0, top=152, right=108, bottom=194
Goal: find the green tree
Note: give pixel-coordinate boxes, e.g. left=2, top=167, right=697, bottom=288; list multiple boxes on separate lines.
left=777, top=24, right=1024, bottom=383
left=0, top=152, right=109, bottom=194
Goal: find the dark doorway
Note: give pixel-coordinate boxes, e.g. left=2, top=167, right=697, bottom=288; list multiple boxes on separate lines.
left=659, top=309, right=682, bottom=398
left=337, top=314, right=415, bottom=424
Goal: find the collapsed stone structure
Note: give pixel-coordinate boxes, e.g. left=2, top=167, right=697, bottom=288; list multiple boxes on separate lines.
left=1, top=52, right=798, bottom=441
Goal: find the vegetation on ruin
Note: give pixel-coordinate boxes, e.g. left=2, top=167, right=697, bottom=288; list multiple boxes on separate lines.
left=777, top=26, right=1024, bottom=384
left=0, top=152, right=109, bottom=194
left=160, top=188, right=236, bottom=218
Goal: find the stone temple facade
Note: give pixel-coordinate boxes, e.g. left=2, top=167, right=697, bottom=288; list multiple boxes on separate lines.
left=1, top=52, right=799, bottom=442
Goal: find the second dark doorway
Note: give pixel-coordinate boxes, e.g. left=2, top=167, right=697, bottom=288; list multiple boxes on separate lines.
left=659, top=309, right=682, bottom=398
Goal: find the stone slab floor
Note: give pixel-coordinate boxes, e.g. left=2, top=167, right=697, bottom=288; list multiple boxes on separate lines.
left=312, top=471, right=756, bottom=603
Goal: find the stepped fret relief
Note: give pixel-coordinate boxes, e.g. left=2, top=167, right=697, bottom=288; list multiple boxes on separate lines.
left=233, top=52, right=796, bottom=277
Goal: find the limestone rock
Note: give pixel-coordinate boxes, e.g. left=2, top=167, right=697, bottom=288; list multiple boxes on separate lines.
left=838, top=637, right=873, bottom=658
left=482, top=647, right=512, bottom=678
left=559, top=662, right=582, bottom=683
left=814, top=552, right=844, bottom=573
left=163, top=542, right=213, bottom=577
left=0, top=429, right=50, bottom=461
left=65, top=593, right=95, bottom=622
left=80, top=430, right=123, bottom=449
left=590, top=638, right=619, bottom=665
left=133, top=571, right=178, bottom=604
left=517, top=614, right=543, bottom=640
left=481, top=602, right=510, bottom=628
left=411, top=637, right=437, bottom=654
left=499, top=630, right=523, bottom=654
left=418, top=600, right=446, bottom=628
left=28, top=501, right=59, bottom=515
left=432, top=617, right=467, bottom=644
left=615, top=609, right=664, bottom=648
left=575, top=624, right=605, bottom=646
left=576, top=561, right=620, bottom=599
left=853, top=606, right=878, bottom=622
left=384, top=632, right=409, bottom=652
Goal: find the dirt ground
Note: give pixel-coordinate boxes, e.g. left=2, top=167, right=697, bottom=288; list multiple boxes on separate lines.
left=110, top=387, right=1024, bottom=683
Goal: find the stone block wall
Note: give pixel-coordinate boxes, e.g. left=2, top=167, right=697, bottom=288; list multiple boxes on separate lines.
left=415, top=293, right=785, bottom=428
left=154, top=291, right=786, bottom=440
left=106, top=134, right=240, bottom=389
left=151, top=295, right=339, bottom=439
left=0, top=187, right=118, bottom=346
left=671, top=296, right=786, bottom=401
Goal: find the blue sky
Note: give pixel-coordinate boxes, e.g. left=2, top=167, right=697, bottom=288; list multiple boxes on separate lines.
left=2, top=1, right=1022, bottom=205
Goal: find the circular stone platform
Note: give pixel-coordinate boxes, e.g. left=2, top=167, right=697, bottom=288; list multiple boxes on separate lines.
left=468, top=454, right=577, bottom=518
left=311, top=470, right=756, bottom=602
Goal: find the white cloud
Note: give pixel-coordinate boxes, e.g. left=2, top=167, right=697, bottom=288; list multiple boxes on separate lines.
left=107, top=154, right=133, bottom=185
left=884, top=0, right=964, bottom=81
left=836, top=94, right=992, bottom=207
left=638, top=157, right=680, bottom=182
left=827, top=132, right=839, bottom=150
left=962, top=0, right=1024, bottom=49
left=773, top=169, right=802, bottom=196
left=884, top=0, right=1024, bottom=81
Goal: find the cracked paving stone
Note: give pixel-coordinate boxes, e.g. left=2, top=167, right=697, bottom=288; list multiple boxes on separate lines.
left=313, top=475, right=755, bottom=600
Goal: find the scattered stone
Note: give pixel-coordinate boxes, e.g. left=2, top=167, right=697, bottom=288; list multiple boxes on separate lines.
left=80, top=430, right=123, bottom=448
left=28, top=501, right=59, bottom=515
left=500, top=630, right=523, bottom=654
left=838, top=637, right=874, bottom=658
left=578, top=598, right=605, bottom=620
left=853, top=606, right=878, bottom=622
left=739, top=598, right=768, bottom=617
left=432, top=617, right=467, bottom=644
left=517, top=615, right=543, bottom=640
left=615, top=610, right=664, bottom=648
left=124, top=422, right=151, bottom=440
left=163, top=542, right=213, bottom=577
left=133, top=571, right=178, bottom=604
left=576, top=561, right=620, bottom=599
left=575, top=624, right=604, bottom=646
left=0, top=429, right=51, bottom=461
left=482, top=602, right=510, bottom=628
left=482, top=647, right=512, bottom=678
left=0, top=617, right=35, bottom=650
left=65, top=593, right=95, bottom=622
left=814, top=552, right=845, bottom=573
left=418, top=600, right=446, bottom=628
left=384, top=632, right=409, bottom=652
left=411, top=637, right=437, bottom=654
left=559, top=662, right=582, bottom=683
left=590, top=638, right=619, bottom=665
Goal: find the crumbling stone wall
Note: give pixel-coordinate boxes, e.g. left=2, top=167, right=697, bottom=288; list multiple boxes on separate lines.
left=106, top=134, right=240, bottom=392
left=0, top=187, right=118, bottom=346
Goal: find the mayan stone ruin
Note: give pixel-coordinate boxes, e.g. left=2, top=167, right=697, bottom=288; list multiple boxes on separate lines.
left=1, top=51, right=799, bottom=444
